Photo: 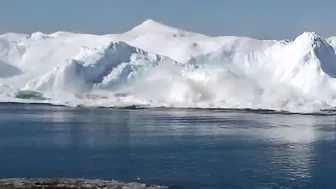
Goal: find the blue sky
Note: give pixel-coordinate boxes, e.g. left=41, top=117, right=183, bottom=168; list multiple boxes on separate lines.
left=0, top=0, right=335, bottom=39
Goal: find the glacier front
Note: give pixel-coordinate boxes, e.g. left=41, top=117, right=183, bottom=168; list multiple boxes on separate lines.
left=1, top=20, right=336, bottom=113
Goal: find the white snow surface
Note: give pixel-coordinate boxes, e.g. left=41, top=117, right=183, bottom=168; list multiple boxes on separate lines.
left=2, top=20, right=336, bottom=113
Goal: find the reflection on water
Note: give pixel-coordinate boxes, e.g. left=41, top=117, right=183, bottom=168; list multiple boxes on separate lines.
left=0, top=104, right=336, bottom=189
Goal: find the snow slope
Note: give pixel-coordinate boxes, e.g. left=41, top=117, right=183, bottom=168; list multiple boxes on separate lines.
left=1, top=19, right=336, bottom=112
left=25, top=41, right=174, bottom=94
left=0, top=60, right=22, bottom=78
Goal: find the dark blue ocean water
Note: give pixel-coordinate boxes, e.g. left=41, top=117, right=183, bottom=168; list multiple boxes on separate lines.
left=0, top=103, right=336, bottom=189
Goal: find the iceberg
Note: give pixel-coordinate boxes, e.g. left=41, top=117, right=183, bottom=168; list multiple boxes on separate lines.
left=1, top=19, right=336, bottom=113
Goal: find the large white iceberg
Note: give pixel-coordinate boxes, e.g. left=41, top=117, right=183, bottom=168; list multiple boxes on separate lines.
left=1, top=20, right=336, bottom=113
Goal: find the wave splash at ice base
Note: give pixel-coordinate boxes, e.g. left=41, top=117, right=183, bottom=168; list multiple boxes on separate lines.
left=2, top=21, right=336, bottom=113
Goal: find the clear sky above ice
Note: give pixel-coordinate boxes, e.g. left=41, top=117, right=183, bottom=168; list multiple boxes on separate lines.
left=0, top=0, right=335, bottom=39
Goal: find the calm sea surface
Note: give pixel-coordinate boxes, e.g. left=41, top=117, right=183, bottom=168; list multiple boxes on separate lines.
left=0, top=103, right=336, bottom=189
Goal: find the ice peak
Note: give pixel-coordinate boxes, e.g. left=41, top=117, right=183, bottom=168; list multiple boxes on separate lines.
left=130, top=19, right=181, bottom=34
left=300, top=32, right=323, bottom=40
left=105, top=41, right=129, bottom=50
left=141, top=19, right=164, bottom=27
left=294, top=32, right=327, bottom=47
left=0, top=32, right=29, bottom=41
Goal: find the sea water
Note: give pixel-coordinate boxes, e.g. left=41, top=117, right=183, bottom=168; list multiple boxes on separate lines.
left=0, top=103, right=336, bottom=189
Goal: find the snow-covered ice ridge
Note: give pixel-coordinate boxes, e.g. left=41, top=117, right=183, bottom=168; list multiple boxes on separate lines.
left=2, top=19, right=336, bottom=113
